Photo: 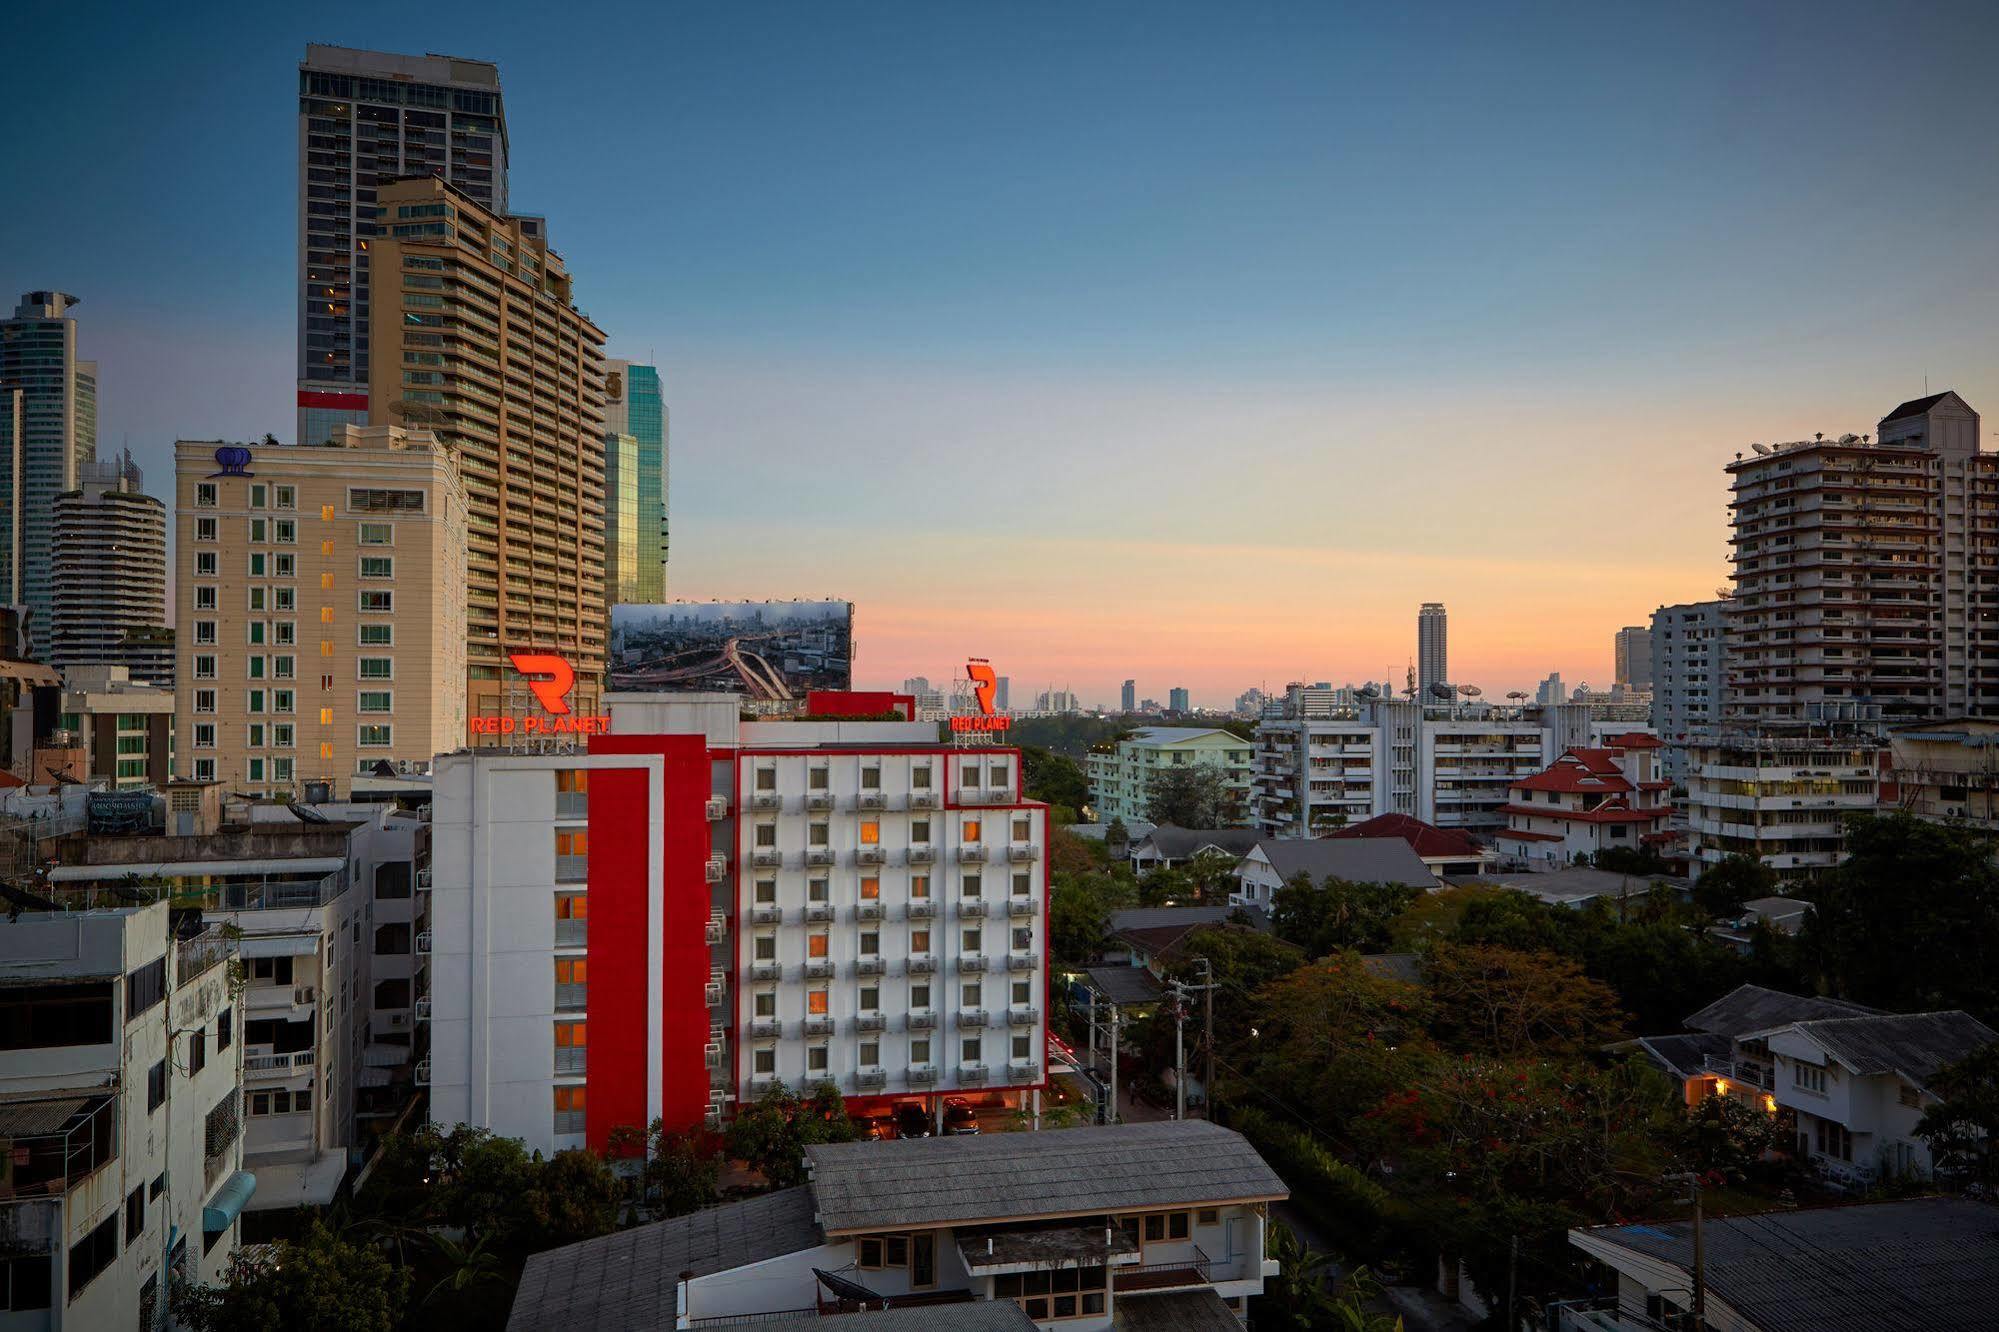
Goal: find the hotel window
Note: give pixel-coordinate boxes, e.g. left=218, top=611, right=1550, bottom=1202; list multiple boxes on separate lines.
left=997, top=1266, right=1107, bottom=1321
left=912, top=765, right=932, bottom=790
left=910, top=874, right=930, bottom=899
left=1012, top=872, right=1032, bottom=897
left=962, top=981, right=980, bottom=1006
left=193, top=724, right=215, bottom=749
left=359, top=590, right=392, bottom=612
left=961, top=1036, right=981, bottom=1063
left=196, top=552, right=217, bottom=576
left=250, top=519, right=267, bottom=543
left=961, top=873, right=981, bottom=897
left=358, top=522, right=393, bottom=545
left=248, top=724, right=265, bottom=748
left=860, top=764, right=880, bottom=790
left=754, top=766, right=776, bottom=791
left=859, top=931, right=880, bottom=957
left=808, top=989, right=829, bottom=1015
left=194, top=654, right=216, bottom=679
left=555, top=894, right=587, bottom=946
left=808, top=878, right=828, bottom=904
left=273, top=690, right=295, bottom=713
left=860, top=1040, right=880, bottom=1067
left=961, top=927, right=981, bottom=952
left=860, top=820, right=880, bottom=845
left=807, top=934, right=830, bottom=960
left=554, top=1022, right=586, bottom=1075
left=1012, top=979, right=1032, bottom=1005
left=249, top=485, right=267, bottom=509
left=1012, top=816, right=1031, bottom=841
left=911, top=983, right=930, bottom=1009
left=1795, top=1063, right=1827, bottom=1094
left=859, top=986, right=879, bottom=1012
left=754, top=822, right=776, bottom=847
left=860, top=876, right=880, bottom=900
left=195, top=586, right=217, bottom=610
left=275, top=622, right=297, bottom=646
left=963, top=819, right=982, bottom=843
left=911, top=1038, right=931, bottom=1063
left=991, top=761, right=1010, bottom=789
left=911, top=929, right=930, bottom=954
left=911, top=818, right=930, bottom=843
left=808, top=766, right=829, bottom=790
left=195, top=621, right=217, bottom=645
left=359, top=556, right=393, bottom=579
left=250, top=587, right=269, bottom=612
left=753, top=935, right=776, bottom=961
left=276, top=588, right=295, bottom=611
left=359, top=658, right=393, bottom=680
left=753, top=991, right=776, bottom=1017
left=248, top=621, right=266, bottom=645
left=754, top=1048, right=776, bottom=1075
left=359, top=624, right=393, bottom=646
left=358, top=724, right=392, bottom=748
left=246, top=656, right=265, bottom=680
left=193, top=759, right=215, bottom=782
left=753, top=879, right=776, bottom=904
left=248, top=553, right=267, bottom=577
left=553, top=1086, right=585, bottom=1135
left=358, top=691, right=392, bottom=714
left=321, top=504, right=335, bottom=521
left=809, top=822, right=829, bottom=846
left=275, top=486, right=295, bottom=509
left=1012, top=927, right=1033, bottom=952
left=274, top=520, right=296, bottom=544
left=272, top=655, right=295, bottom=680
left=961, top=762, right=979, bottom=786
left=195, top=483, right=217, bottom=508
left=275, top=554, right=295, bottom=577
left=1012, top=1034, right=1031, bottom=1060
left=807, top=1045, right=829, bottom=1072
left=195, top=517, right=217, bottom=541
left=320, top=541, right=334, bottom=559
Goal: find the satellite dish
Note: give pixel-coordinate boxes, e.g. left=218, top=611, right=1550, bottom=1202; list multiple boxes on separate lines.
left=1506, top=690, right=1529, bottom=702
left=1458, top=684, right=1483, bottom=699
left=1356, top=684, right=1379, bottom=699
left=1428, top=683, right=1456, bottom=701
left=1750, top=442, right=1772, bottom=455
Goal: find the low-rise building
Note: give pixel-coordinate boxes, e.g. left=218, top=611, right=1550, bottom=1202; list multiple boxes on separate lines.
left=1494, top=733, right=1672, bottom=869
left=507, top=1120, right=1287, bottom=1331
left=52, top=665, right=174, bottom=790
left=1563, top=1198, right=1999, bottom=1332
left=1231, top=837, right=1436, bottom=909
left=1887, top=716, right=1999, bottom=830
left=1125, top=826, right=1260, bottom=874
left=0, top=899, right=247, bottom=1329
left=1085, top=728, right=1254, bottom=828
left=1326, top=813, right=1486, bottom=877
left=1683, top=728, right=1886, bottom=880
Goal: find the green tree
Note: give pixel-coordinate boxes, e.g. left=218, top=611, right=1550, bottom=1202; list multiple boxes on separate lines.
left=1182, top=848, right=1243, bottom=906
left=172, top=1220, right=410, bottom=1332
left=1915, top=1041, right=1999, bottom=1185
left=1250, top=1221, right=1337, bottom=1330
left=1050, top=863, right=1138, bottom=963
left=519, top=1148, right=622, bottom=1249
left=1104, top=816, right=1130, bottom=852
left=1693, top=854, right=1778, bottom=919
left=418, top=1234, right=506, bottom=1310
left=645, top=1120, right=724, bottom=1217
left=724, top=1081, right=860, bottom=1186
left=1421, top=942, right=1626, bottom=1058
left=1273, top=874, right=1423, bottom=957
left=1144, top=765, right=1241, bottom=828
left=1021, top=745, right=1090, bottom=818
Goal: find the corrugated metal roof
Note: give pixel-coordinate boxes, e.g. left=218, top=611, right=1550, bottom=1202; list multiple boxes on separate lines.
left=49, top=856, right=347, bottom=882
left=1084, top=966, right=1166, bottom=1006
left=1247, top=837, right=1435, bottom=889
left=1112, top=1289, right=1243, bottom=1331
left=701, top=1304, right=1038, bottom=1331
left=806, top=1120, right=1286, bottom=1234
left=0, top=1095, right=95, bottom=1138
left=1788, top=1011, right=1997, bottom=1086
left=1683, top=984, right=1879, bottom=1038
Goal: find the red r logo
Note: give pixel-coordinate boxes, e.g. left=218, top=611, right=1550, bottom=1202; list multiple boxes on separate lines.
left=967, top=661, right=997, bottom=716
left=510, top=653, right=575, bottom=716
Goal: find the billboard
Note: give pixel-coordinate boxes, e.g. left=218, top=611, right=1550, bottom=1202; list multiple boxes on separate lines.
left=609, top=600, right=854, bottom=701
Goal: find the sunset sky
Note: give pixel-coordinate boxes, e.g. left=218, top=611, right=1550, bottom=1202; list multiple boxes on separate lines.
left=10, top=1, right=1999, bottom=707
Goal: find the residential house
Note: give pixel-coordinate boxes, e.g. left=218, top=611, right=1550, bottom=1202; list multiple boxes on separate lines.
left=506, top=1120, right=1288, bottom=1331
left=1494, top=734, right=1672, bottom=870
left=1326, top=813, right=1487, bottom=877
left=1126, top=826, right=1261, bottom=875
left=1230, top=837, right=1435, bottom=910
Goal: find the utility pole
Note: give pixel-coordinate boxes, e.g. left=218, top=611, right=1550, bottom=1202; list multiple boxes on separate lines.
left=1106, top=1005, right=1121, bottom=1126
left=1200, top=957, right=1215, bottom=1120
left=1170, top=984, right=1187, bottom=1120
left=1668, top=1171, right=1707, bottom=1326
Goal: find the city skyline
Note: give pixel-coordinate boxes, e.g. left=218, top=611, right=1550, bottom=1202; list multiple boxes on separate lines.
left=10, top=3, right=1999, bottom=704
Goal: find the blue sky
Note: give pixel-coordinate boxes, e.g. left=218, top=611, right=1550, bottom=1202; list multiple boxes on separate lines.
left=7, top=1, right=1999, bottom=703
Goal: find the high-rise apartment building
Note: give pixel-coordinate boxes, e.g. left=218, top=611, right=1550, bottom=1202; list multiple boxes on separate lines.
left=173, top=426, right=467, bottom=796
left=1, top=291, right=97, bottom=654
left=1418, top=602, right=1448, bottom=696
left=1120, top=679, right=1136, bottom=712
left=1650, top=599, right=1725, bottom=784
left=365, top=175, right=608, bottom=728
left=1536, top=672, right=1566, bottom=706
left=1614, top=625, right=1653, bottom=689
left=51, top=452, right=170, bottom=684
left=602, top=359, right=667, bottom=602
left=297, top=45, right=509, bottom=444
left=1723, top=392, right=1998, bottom=724
left=1169, top=686, right=1191, bottom=713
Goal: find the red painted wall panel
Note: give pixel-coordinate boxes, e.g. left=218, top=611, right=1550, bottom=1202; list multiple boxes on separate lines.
left=583, top=765, right=651, bottom=1152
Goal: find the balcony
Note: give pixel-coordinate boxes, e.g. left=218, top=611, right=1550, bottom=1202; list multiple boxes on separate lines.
left=1114, top=1245, right=1211, bottom=1293
left=555, top=854, right=587, bottom=883
left=556, top=982, right=587, bottom=1012
left=752, top=848, right=783, bottom=869
left=1008, top=1006, right=1041, bottom=1026
left=908, top=1065, right=938, bottom=1085
left=556, top=1046, right=586, bottom=1076
left=856, top=846, right=888, bottom=867
left=855, top=901, right=885, bottom=922
left=855, top=1068, right=888, bottom=1090
left=555, top=918, right=586, bottom=948
left=907, top=845, right=938, bottom=865
left=806, top=958, right=836, bottom=979
left=749, top=960, right=782, bottom=982
left=414, top=996, right=431, bottom=1021
left=1008, top=1060, right=1040, bottom=1082
left=856, top=957, right=887, bottom=976
left=806, top=848, right=836, bottom=867
left=959, top=845, right=988, bottom=863
left=1007, top=952, right=1041, bottom=973
left=908, top=955, right=936, bottom=974
left=909, top=791, right=940, bottom=810
left=856, top=1013, right=886, bottom=1032
left=856, top=792, right=888, bottom=811
left=175, top=927, right=235, bottom=983
left=705, top=795, right=729, bottom=820
left=959, top=899, right=989, bottom=918
left=705, top=854, right=728, bottom=883
left=959, top=1007, right=988, bottom=1027
left=245, top=1049, right=318, bottom=1080
left=806, top=791, right=835, bottom=811
left=751, top=790, right=782, bottom=811
left=749, top=1018, right=781, bottom=1039
left=556, top=791, right=589, bottom=819
left=960, top=954, right=988, bottom=973
left=0, top=1095, right=116, bottom=1198
left=750, top=903, right=783, bottom=925
left=1008, top=897, right=1039, bottom=918
left=1005, top=843, right=1037, bottom=862
left=805, top=1016, right=835, bottom=1037
left=806, top=902, right=835, bottom=923
left=247, top=983, right=317, bottom=1013
left=909, top=1010, right=938, bottom=1030
left=908, top=900, right=937, bottom=919
left=959, top=1062, right=989, bottom=1085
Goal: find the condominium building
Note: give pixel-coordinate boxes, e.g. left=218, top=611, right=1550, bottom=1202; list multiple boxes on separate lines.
left=1, top=291, right=97, bottom=654
left=1168, top=687, right=1191, bottom=713
left=50, top=453, right=170, bottom=684
left=1723, top=391, right=1999, bottom=725
left=1084, top=727, right=1255, bottom=827
left=603, top=358, right=667, bottom=603
left=1650, top=599, right=1725, bottom=785
left=1418, top=602, right=1448, bottom=695
left=1495, top=733, right=1672, bottom=869
left=54, top=666, right=174, bottom=790
left=0, top=898, right=246, bottom=1329
left=1120, top=680, right=1136, bottom=712
left=1683, top=729, right=1886, bottom=879
left=508, top=1120, right=1287, bottom=1331
left=1251, top=701, right=1655, bottom=838
left=1613, top=625, right=1653, bottom=690
left=365, top=175, right=609, bottom=726
left=173, top=424, right=467, bottom=798
left=297, top=45, right=509, bottom=443
left=426, top=691, right=1048, bottom=1155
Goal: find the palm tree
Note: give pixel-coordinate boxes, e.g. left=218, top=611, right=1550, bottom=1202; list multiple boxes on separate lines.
left=1257, top=1221, right=1337, bottom=1329
left=422, top=1234, right=505, bottom=1307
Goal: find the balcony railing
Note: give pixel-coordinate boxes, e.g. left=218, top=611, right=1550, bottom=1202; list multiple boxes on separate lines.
left=806, top=848, right=836, bottom=867
left=856, top=957, right=886, bottom=976
left=752, top=848, right=783, bottom=869
left=1008, top=1060, right=1040, bottom=1081
left=245, top=1049, right=318, bottom=1078
left=959, top=899, right=988, bottom=918
left=960, top=954, right=988, bottom=973
left=750, top=790, right=781, bottom=811
left=555, top=854, right=587, bottom=883
left=555, top=1046, right=586, bottom=1076
left=907, top=845, right=938, bottom=865
left=908, top=900, right=937, bottom=919
left=908, top=1065, right=938, bottom=1084
left=805, top=1016, right=835, bottom=1037
left=1008, top=898, right=1039, bottom=917
left=750, top=904, right=783, bottom=925
left=749, top=1018, right=781, bottom=1040
left=856, top=792, right=888, bottom=811
left=806, top=791, right=834, bottom=811
left=1008, top=1006, right=1041, bottom=1026
left=555, top=791, right=589, bottom=819
left=855, top=1013, right=886, bottom=1032
left=959, top=1008, right=988, bottom=1027
left=805, top=958, right=835, bottom=979
left=855, top=1069, right=888, bottom=1090
left=855, top=901, right=885, bottom=921
left=909, top=791, right=940, bottom=809
left=749, top=960, right=782, bottom=982
left=555, top=919, right=586, bottom=947
left=959, top=845, right=988, bottom=863
left=908, top=1010, right=938, bottom=1030
left=959, top=1062, right=989, bottom=1084
left=1113, top=1246, right=1211, bottom=1292
left=175, top=928, right=235, bottom=983
left=555, top=983, right=587, bottom=1012
left=805, top=902, right=835, bottom=923
left=856, top=847, right=888, bottom=866
left=908, top=955, right=936, bottom=974
left=1007, top=952, right=1041, bottom=972
left=1005, top=843, right=1037, bottom=862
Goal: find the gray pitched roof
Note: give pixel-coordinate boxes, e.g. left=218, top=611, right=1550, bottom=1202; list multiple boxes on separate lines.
left=703, top=1304, right=1039, bottom=1331
left=1247, top=837, right=1435, bottom=889
left=507, top=1187, right=821, bottom=1330
left=1112, top=1288, right=1244, bottom=1331
left=1575, top=1198, right=1999, bottom=1332
left=1133, top=827, right=1262, bottom=861
left=1787, top=1011, right=1998, bottom=1086
left=1084, top=964, right=1167, bottom=1006
left=805, top=1120, right=1287, bottom=1234
left=1107, top=907, right=1237, bottom=933
left=1683, top=984, right=1878, bottom=1039
left=1635, top=1032, right=1732, bottom=1081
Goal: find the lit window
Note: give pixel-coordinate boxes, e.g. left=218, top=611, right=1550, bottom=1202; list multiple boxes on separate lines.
left=860, top=821, right=880, bottom=845
left=807, top=934, right=829, bottom=959
left=860, top=877, right=880, bottom=900
left=808, top=990, right=829, bottom=1015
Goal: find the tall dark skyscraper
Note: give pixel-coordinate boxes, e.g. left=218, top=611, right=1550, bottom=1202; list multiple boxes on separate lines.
left=1418, top=602, right=1448, bottom=696
left=1, top=290, right=96, bottom=654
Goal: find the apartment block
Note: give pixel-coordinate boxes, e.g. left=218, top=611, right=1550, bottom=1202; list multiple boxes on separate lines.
left=0, top=899, right=246, bottom=1329
left=50, top=453, right=170, bottom=685
left=426, top=692, right=1049, bottom=1157
left=1085, top=727, right=1254, bottom=827
left=1723, top=391, right=1999, bottom=725
left=1683, top=730, right=1885, bottom=879
left=1649, top=598, right=1724, bottom=785
left=365, top=175, right=608, bottom=725
left=297, top=45, right=509, bottom=443
left=54, top=665, right=174, bottom=790
left=1612, top=624, right=1652, bottom=690
left=173, top=425, right=467, bottom=798
left=1888, top=717, right=1999, bottom=829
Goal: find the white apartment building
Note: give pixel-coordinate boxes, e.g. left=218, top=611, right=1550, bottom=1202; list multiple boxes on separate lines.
left=1682, top=729, right=1885, bottom=879
left=1084, top=727, right=1253, bottom=827
left=49, top=453, right=170, bottom=685
left=1649, top=598, right=1724, bottom=786
left=427, top=692, right=1050, bottom=1158
left=0, top=900, right=246, bottom=1329
left=1252, top=702, right=1648, bottom=838
left=507, top=1121, right=1286, bottom=1331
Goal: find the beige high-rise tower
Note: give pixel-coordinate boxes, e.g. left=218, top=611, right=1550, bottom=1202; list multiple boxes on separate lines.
left=366, top=175, right=608, bottom=728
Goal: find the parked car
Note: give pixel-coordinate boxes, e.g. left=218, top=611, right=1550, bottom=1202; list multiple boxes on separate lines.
left=893, top=1101, right=933, bottom=1139
left=942, top=1098, right=981, bottom=1135
left=863, top=1113, right=898, bottom=1141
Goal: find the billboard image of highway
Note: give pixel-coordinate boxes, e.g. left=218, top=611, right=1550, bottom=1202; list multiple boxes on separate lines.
left=609, top=600, right=854, bottom=700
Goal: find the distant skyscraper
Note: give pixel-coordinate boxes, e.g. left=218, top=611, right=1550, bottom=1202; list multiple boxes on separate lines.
left=1121, top=679, right=1136, bottom=712
left=297, top=45, right=509, bottom=444
left=1, top=291, right=96, bottom=655
left=1418, top=603, right=1448, bottom=696
left=603, top=359, right=667, bottom=601
left=1536, top=672, right=1566, bottom=706
left=1169, top=687, right=1191, bottom=713
left=1652, top=599, right=1725, bottom=784
left=51, top=453, right=170, bottom=684
left=995, top=676, right=1010, bottom=711
left=1614, top=625, right=1654, bottom=689
left=901, top=677, right=931, bottom=694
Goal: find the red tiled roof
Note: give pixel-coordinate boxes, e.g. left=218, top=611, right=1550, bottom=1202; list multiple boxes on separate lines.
left=1605, top=732, right=1663, bottom=750
left=1497, top=828, right=1564, bottom=843
left=0, top=770, right=22, bottom=788
left=1328, top=813, right=1482, bottom=859
left=1498, top=802, right=1669, bottom=825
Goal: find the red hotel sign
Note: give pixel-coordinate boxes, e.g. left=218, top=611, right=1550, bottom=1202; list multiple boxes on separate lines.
left=471, top=653, right=614, bottom=735
left=951, top=658, right=1011, bottom=733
